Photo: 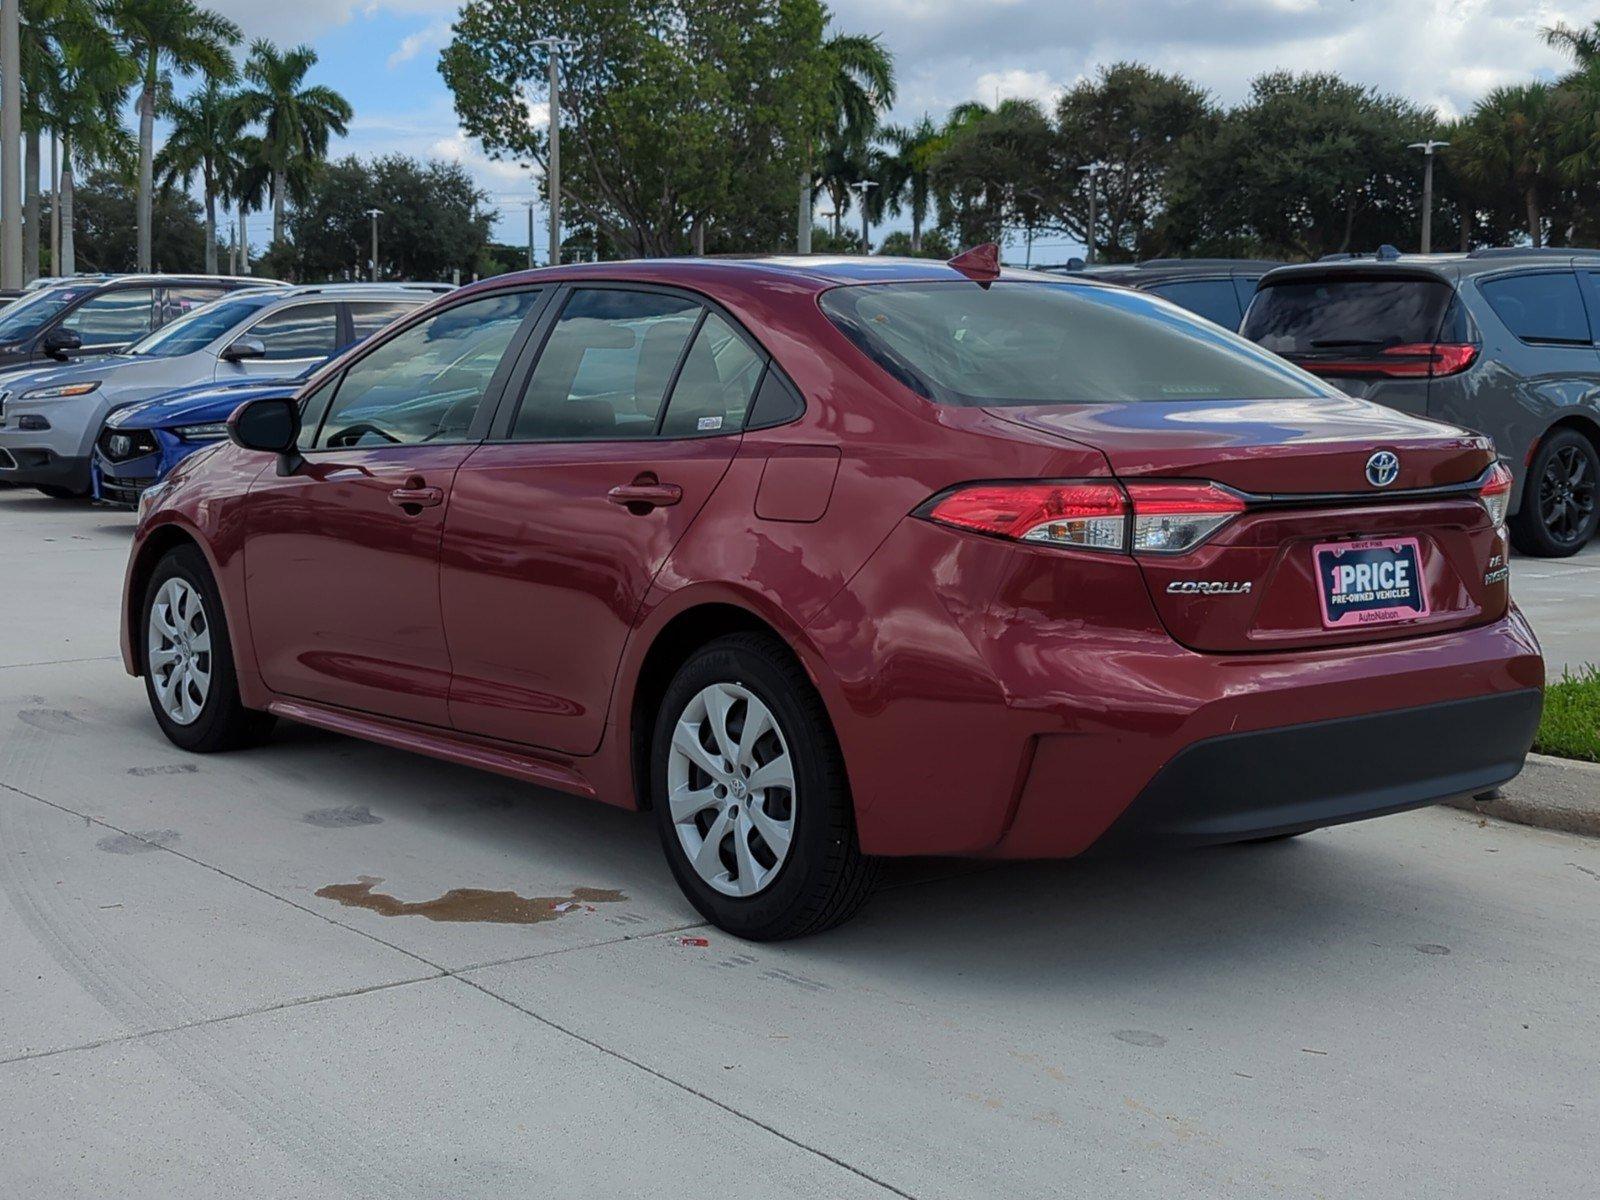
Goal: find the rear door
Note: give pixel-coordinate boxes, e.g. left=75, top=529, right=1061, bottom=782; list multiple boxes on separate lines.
left=242, top=289, right=545, bottom=724
left=1145, top=277, right=1242, bottom=329
left=441, top=285, right=763, bottom=754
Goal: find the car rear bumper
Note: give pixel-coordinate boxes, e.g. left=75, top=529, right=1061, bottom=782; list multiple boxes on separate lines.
left=1088, top=689, right=1541, bottom=850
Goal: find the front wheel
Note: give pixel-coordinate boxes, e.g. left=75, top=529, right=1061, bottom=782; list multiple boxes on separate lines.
left=650, top=633, right=878, bottom=940
left=141, top=545, right=275, bottom=752
left=1510, top=429, right=1599, bottom=557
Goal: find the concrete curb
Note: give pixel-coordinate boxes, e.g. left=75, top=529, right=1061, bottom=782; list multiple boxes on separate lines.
left=1447, top=753, right=1600, bottom=838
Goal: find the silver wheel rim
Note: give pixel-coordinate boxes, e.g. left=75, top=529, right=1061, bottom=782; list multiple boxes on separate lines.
left=667, top=682, right=797, bottom=898
left=147, top=577, right=213, bottom=726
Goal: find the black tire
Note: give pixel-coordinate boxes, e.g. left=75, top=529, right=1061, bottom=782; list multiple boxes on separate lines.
left=36, top=484, right=86, bottom=500
left=1509, top=429, right=1599, bottom=558
left=140, top=544, right=275, bottom=753
left=650, top=632, right=879, bottom=940
left=1241, top=832, right=1303, bottom=845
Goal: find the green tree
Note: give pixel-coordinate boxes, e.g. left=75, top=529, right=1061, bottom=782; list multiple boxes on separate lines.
left=104, top=0, right=240, bottom=272
left=877, top=227, right=952, bottom=258
left=68, top=168, right=209, bottom=272
left=1454, top=83, right=1560, bottom=246
left=805, top=29, right=894, bottom=251
left=442, top=0, right=843, bottom=256
left=285, top=155, right=493, bottom=281
left=878, top=115, right=944, bottom=253
left=157, top=77, right=244, bottom=274
left=233, top=40, right=353, bottom=248
left=932, top=98, right=1056, bottom=258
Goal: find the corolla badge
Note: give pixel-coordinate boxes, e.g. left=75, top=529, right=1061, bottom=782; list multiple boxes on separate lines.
left=1365, top=450, right=1400, bottom=488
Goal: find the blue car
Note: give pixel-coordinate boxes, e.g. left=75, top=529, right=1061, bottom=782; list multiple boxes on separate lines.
left=92, top=360, right=324, bottom=507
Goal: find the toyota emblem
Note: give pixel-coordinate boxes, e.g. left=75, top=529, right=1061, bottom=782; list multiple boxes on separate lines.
left=1365, top=450, right=1400, bottom=488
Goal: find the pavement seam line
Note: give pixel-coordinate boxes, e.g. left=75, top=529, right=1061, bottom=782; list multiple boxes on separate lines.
left=456, top=972, right=921, bottom=1200
left=0, top=654, right=121, bottom=671
left=0, top=971, right=447, bottom=1069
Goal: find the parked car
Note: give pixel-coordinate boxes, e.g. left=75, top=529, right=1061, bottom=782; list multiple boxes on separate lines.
left=1042, top=258, right=1283, bottom=328
left=1243, top=247, right=1600, bottom=557
left=93, top=366, right=324, bottom=508
left=0, top=282, right=448, bottom=497
left=0, top=273, right=277, bottom=378
left=121, top=251, right=1542, bottom=939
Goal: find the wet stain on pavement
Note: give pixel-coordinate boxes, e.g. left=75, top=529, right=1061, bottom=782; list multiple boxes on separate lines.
left=96, top=829, right=181, bottom=854
left=314, top=876, right=625, bottom=924
left=1113, top=1029, right=1168, bottom=1048
left=19, top=708, right=87, bottom=734
left=1414, top=943, right=1452, bottom=956
left=303, top=805, right=383, bottom=828
left=126, top=764, right=199, bottom=777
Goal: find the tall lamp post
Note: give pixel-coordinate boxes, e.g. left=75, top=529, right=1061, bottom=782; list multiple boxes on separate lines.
left=849, top=180, right=878, bottom=255
left=532, top=37, right=578, bottom=267
left=1078, top=161, right=1107, bottom=265
left=365, top=208, right=383, bottom=281
left=1408, top=139, right=1449, bottom=255
left=1, top=0, right=20, bottom=289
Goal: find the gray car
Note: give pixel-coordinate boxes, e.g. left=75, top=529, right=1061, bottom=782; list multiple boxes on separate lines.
left=0, top=282, right=451, bottom=497
left=1243, top=247, right=1600, bottom=556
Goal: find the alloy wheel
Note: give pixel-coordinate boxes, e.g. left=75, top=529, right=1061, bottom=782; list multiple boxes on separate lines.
left=147, top=577, right=213, bottom=726
left=1539, top=444, right=1597, bottom=546
left=666, top=682, right=797, bottom=898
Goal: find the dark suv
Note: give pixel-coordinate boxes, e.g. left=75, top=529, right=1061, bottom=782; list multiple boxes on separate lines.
left=1044, top=259, right=1283, bottom=329
left=1244, top=248, right=1600, bottom=557
left=0, top=274, right=278, bottom=375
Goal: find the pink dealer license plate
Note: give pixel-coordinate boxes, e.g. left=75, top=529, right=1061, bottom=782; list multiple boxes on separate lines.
left=1313, top=537, right=1429, bottom=629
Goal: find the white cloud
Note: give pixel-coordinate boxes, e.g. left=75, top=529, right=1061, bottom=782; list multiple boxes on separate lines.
left=971, top=68, right=1062, bottom=109
left=207, top=0, right=457, bottom=43
left=388, top=19, right=452, bottom=69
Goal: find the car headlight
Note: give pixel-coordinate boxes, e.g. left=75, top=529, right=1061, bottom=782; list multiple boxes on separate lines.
left=171, top=421, right=229, bottom=442
left=23, top=380, right=100, bottom=401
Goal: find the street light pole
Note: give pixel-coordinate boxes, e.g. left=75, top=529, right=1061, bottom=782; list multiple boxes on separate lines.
left=849, top=180, right=878, bottom=255
left=1078, top=161, right=1107, bottom=265
left=1408, top=139, right=1450, bottom=255
left=1, top=0, right=21, bottom=290
left=533, top=38, right=577, bottom=267
left=366, top=208, right=383, bottom=281
left=526, top=199, right=536, bottom=268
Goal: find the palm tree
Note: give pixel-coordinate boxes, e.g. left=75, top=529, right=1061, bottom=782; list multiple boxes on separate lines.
left=233, top=40, right=352, bottom=247
left=105, top=0, right=240, bottom=272
left=879, top=115, right=943, bottom=253
left=1456, top=84, right=1560, bottom=246
left=34, top=11, right=136, bottom=274
left=799, top=31, right=894, bottom=252
left=157, top=78, right=245, bottom=274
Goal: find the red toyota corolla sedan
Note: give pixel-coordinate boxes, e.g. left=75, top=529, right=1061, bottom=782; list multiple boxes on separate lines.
left=120, top=250, right=1544, bottom=939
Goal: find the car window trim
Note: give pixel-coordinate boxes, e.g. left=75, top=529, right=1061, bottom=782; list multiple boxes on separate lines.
left=488, top=280, right=782, bottom=445
left=301, top=283, right=553, bottom=454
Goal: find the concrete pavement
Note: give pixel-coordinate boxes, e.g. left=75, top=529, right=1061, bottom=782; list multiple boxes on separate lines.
left=1, top=486, right=1596, bottom=1199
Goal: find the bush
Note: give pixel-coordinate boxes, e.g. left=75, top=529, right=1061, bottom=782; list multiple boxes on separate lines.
left=1534, top=665, right=1600, bottom=763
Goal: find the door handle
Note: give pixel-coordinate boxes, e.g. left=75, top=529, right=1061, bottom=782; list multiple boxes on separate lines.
left=608, top=479, right=683, bottom=511
left=389, top=484, right=444, bottom=511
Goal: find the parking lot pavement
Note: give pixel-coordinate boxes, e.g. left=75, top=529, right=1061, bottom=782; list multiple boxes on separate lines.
left=2, top=486, right=1597, bottom=1200
left=1508, top=538, right=1600, bottom=678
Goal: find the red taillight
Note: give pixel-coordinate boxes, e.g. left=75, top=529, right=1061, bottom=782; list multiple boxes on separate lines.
left=1479, top=462, right=1513, bottom=528
left=1300, top=342, right=1479, bottom=379
left=920, top=480, right=1247, bottom=554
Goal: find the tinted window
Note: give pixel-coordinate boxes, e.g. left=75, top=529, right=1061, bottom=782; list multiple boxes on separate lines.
left=1480, top=272, right=1590, bottom=344
left=1243, top=276, right=1456, bottom=357
left=0, top=285, right=95, bottom=340
left=659, top=313, right=764, bottom=437
left=747, top=369, right=804, bottom=429
left=349, top=300, right=421, bottom=340
left=247, top=303, right=340, bottom=360
left=59, top=288, right=158, bottom=347
left=1147, top=279, right=1241, bottom=328
left=512, top=289, right=699, bottom=440
left=821, top=281, right=1325, bottom=406
left=315, top=290, right=540, bottom=449
left=164, top=285, right=231, bottom=322
left=128, top=292, right=278, bottom=359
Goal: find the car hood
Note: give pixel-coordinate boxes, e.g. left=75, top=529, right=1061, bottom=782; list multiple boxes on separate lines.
left=107, top=377, right=301, bottom=430
left=983, top=396, right=1493, bottom=495
left=0, top=355, right=141, bottom=396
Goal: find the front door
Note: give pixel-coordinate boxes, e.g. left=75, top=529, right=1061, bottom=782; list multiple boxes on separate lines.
left=442, top=288, right=767, bottom=754
left=242, top=290, right=544, bottom=724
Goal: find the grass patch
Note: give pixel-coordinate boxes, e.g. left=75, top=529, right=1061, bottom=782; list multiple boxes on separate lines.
left=1534, top=664, right=1600, bottom=763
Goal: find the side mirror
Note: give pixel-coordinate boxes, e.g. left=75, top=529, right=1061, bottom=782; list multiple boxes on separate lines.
left=220, top=336, right=266, bottom=363
left=227, top=396, right=303, bottom=475
left=41, top=327, right=82, bottom=359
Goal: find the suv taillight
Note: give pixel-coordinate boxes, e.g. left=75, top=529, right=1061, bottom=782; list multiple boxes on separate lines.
left=919, top=481, right=1247, bottom=554
left=1303, top=342, right=1479, bottom=379
left=1479, top=462, right=1513, bottom=528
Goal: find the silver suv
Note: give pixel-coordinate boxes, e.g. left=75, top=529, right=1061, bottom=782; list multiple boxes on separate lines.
left=0, top=283, right=451, bottom=497
left=1244, top=247, right=1600, bottom=556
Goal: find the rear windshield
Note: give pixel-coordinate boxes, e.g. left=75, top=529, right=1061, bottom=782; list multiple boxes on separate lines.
left=819, top=281, right=1325, bottom=407
left=1242, top=276, right=1456, bottom=354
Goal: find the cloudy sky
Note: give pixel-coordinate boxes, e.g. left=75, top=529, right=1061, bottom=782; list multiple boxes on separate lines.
left=200, top=0, right=1595, bottom=256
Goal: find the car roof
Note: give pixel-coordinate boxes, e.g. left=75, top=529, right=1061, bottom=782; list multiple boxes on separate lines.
left=1260, top=247, right=1600, bottom=287
left=1038, top=258, right=1283, bottom=286
left=265, top=282, right=454, bottom=301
